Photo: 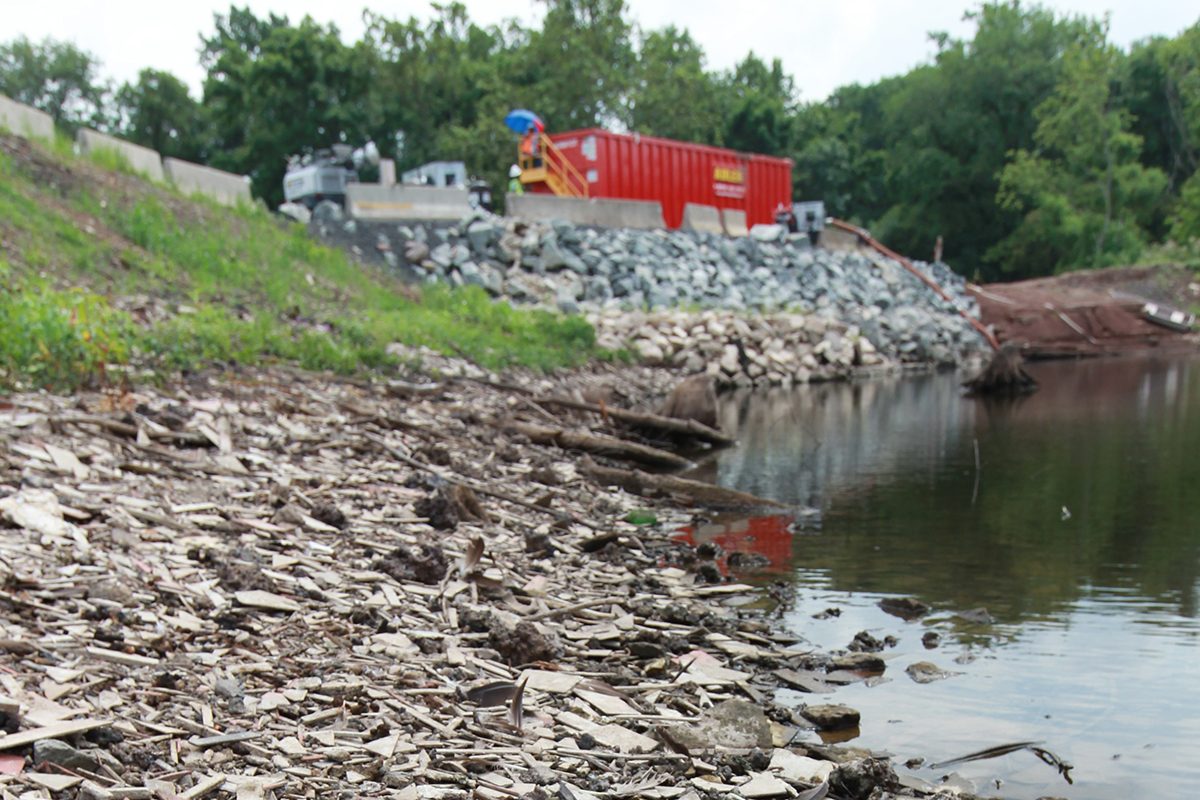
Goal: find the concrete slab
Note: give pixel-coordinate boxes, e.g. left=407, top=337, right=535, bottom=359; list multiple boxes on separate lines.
left=0, top=94, right=54, bottom=141
left=76, top=129, right=164, bottom=181
left=346, top=184, right=471, bottom=221
left=597, top=197, right=666, bottom=229
left=682, top=203, right=723, bottom=235
left=163, top=158, right=250, bottom=206
left=506, top=194, right=666, bottom=230
left=721, top=209, right=748, bottom=237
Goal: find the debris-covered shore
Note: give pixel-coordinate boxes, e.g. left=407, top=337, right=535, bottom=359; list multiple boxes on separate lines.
left=0, top=358, right=988, bottom=800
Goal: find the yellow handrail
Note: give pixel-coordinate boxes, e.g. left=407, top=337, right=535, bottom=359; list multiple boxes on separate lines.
left=544, top=136, right=588, bottom=198
left=518, top=134, right=589, bottom=198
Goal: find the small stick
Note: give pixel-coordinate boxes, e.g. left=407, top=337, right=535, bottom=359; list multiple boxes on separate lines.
left=971, top=438, right=981, bottom=505
left=364, top=432, right=598, bottom=530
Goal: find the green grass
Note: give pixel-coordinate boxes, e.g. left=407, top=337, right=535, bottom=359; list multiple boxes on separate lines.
left=0, top=136, right=608, bottom=391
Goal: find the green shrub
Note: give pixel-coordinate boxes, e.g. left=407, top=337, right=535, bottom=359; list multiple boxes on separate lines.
left=0, top=277, right=132, bottom=391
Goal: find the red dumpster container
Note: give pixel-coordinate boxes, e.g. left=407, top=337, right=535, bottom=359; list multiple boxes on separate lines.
left=540, top=128, right=793, bottom=229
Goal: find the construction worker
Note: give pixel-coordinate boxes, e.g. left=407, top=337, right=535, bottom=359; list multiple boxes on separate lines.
left=508, top=164, right=524, bottom=195
left=775, top=202, right=798, bottom=233
left=520, top=124, right=542, bottom=168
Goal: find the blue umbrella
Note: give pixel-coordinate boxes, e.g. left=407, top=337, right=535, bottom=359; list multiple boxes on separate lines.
left=505, top=109, right=544, bottom=134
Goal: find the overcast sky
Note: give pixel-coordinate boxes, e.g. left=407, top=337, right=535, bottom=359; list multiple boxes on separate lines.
left=8, top=1, right=1198, bottom=103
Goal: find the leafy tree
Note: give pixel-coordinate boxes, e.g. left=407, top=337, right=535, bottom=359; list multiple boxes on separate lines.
left=200, top=7, right=375, bottom=205
left=993, top=29, right=1169, bottom=275
left=1170, top=173, right=1200, bottom=242
left=520, top=0, right=635, bottom=130
left=1155, top=23, right=1200, bottom=242
left=796, top=79, right=900, bottom=223
left=867, top=2, right=1098, bottom=277
left=115, top=69, right=207, bottom=162
left=364, top=4, right=525, bottom=209
left=0, top=36, right=109, bottom=132
left=720, top=54, right=793, bottom=155
left=628, top=27, right=723, bottom=143
left=790, top=95, right=886, bottom=220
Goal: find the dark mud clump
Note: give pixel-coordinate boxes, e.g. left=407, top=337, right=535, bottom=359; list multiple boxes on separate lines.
left=215, top=559, right=273, bottom=592
left=310, top=502, right=348, bottom=530
left=847, top=631, right=897, bottom=653
left=488, top=620, right=560, bottom=666
left=726, top=551, right=771, bottom=570
left=373, top=543, right=449, bottom=585
left=829, top=757, right=899, bottom=800
left=414, top=485, right=489, bottom=530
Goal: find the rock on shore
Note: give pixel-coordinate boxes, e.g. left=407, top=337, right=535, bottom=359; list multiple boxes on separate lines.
left=311, top=210, right=990, bottom=382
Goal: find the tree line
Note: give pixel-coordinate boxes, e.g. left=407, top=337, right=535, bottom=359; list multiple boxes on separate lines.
left=2, top=1, right=1198, bottom=282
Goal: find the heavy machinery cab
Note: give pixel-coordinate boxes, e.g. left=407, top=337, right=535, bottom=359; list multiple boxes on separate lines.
left=283, top=145, right=359, bottom=210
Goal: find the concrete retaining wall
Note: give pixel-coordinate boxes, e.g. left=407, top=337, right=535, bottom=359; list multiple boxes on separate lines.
left=76, top=129, right=164, bottom=181
left=0, top=95, right=54, bottom=141
left=722, top=209, right=748, bottom=237
left=681, top=203, right=723, bottom=235
left=506, top=194, right=666, bottom=230
left=346, top=184, right=471, bottom=220
left=163, top=158, right=250, bottom=206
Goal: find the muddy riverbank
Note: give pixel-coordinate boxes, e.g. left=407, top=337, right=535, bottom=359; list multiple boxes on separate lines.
left=0, top=358, right=1016, bottom=800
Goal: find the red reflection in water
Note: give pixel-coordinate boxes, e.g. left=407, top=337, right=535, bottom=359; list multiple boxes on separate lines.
left=674, top=514, right=796, bottom=577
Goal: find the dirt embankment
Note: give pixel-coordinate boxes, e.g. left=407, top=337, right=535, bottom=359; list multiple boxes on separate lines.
left=969, top=265, right=1200, bottom=358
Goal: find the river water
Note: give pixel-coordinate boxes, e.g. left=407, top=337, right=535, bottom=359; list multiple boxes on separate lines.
left=690, top=356, right=1200, bottom=798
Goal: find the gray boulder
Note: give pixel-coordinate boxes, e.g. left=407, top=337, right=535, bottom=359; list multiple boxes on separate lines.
left=466, top=219, right=497, bottom=254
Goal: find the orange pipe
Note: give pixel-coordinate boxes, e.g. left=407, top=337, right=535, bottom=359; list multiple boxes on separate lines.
left=828, top=218, right=1000, bottom=351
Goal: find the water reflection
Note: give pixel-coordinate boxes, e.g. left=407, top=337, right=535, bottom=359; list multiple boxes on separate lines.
left=698, top=357, right=1200, bottom=622
left=701, top=356, right=1200, bottom=799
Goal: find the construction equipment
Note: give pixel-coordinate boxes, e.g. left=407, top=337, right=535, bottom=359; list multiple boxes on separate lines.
left=282, top=142, right=378, bottom=210
left=282, top=146, right=492, bottom=219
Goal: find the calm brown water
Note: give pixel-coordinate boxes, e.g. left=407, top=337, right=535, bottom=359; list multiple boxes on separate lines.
left=693, top=356, right=1200, bottom=799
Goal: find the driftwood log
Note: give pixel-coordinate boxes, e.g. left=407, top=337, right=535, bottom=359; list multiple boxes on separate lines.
left=501, top=420, right=693, bottom=469
left=581, top=458, right=786, bottom=510
left=534, top=396, right=734, bottom=448
left=963, top=342, right=1038, bottom=395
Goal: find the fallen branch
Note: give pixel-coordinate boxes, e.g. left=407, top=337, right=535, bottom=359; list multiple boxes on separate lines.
left=929, top=740, right=1073, bottom=784
left=501, top=419, right=693, bottom=470
left=58, top=415, right=212, bottom=447
left=534, top=396, right=735, bottom=448
left=581, top=458, right=786, bottom=510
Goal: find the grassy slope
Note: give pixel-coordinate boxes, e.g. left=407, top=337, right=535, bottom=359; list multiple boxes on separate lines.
left=0, top=132, right=601, bottom=391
